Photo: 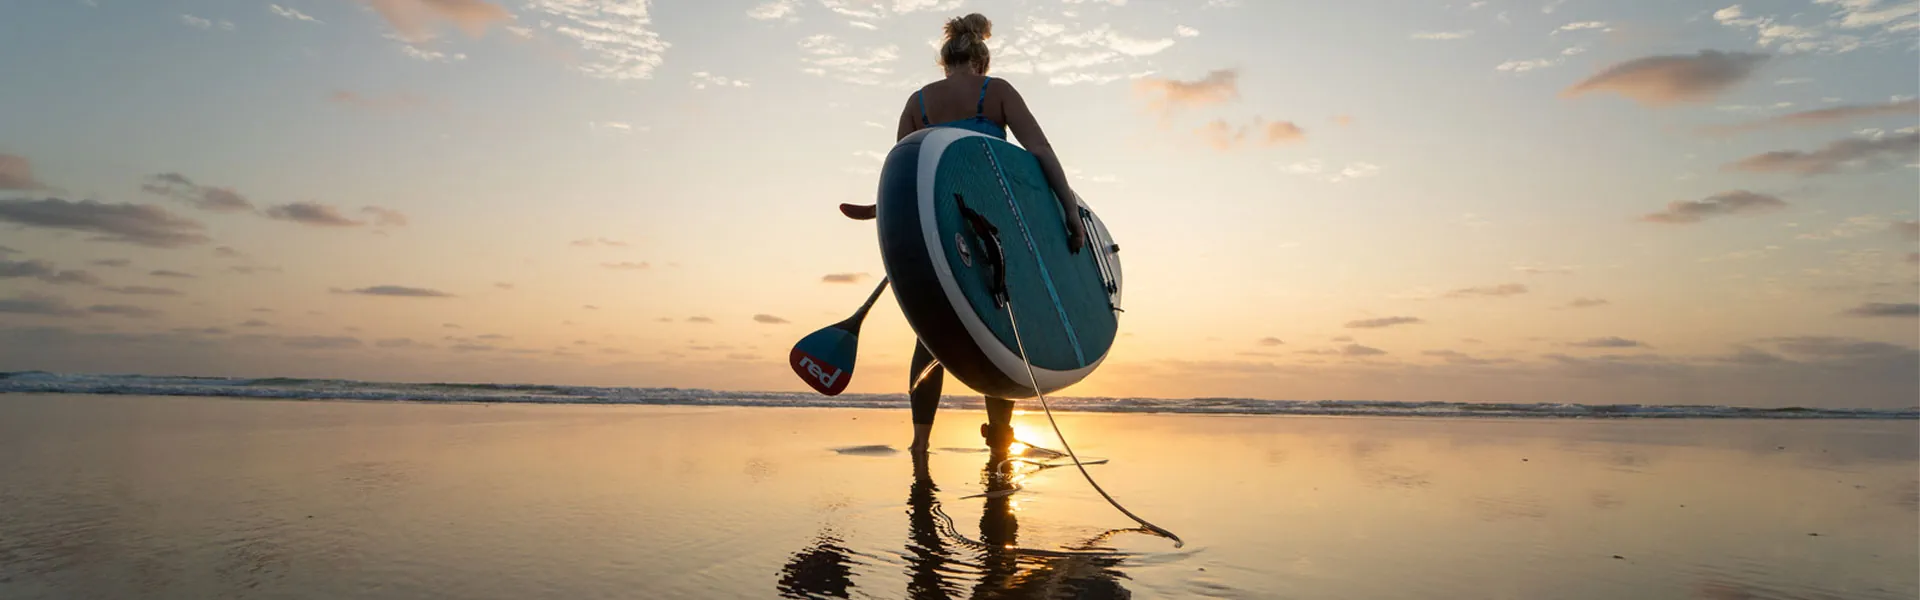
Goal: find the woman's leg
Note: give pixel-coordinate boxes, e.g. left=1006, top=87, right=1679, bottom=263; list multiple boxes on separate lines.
left=982, top=397, right=1014, bottom=447
left=908, top=340, right=943, bottom=451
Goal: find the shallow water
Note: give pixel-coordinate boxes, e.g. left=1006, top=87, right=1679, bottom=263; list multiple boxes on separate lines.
left=0, top=393, right=1913, bottom=599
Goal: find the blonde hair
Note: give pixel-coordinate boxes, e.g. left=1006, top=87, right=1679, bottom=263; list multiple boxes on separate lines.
left=939, top=13, right=992, bottom=74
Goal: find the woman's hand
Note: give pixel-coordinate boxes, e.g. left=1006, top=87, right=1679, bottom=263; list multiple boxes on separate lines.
left=1065, top=215, right=1086, bottom=254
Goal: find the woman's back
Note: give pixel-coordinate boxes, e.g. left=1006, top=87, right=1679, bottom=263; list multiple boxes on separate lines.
left=913, top=74, right=1006, bottom=136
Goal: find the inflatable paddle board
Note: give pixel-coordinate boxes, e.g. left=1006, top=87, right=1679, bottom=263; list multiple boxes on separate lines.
left=875, top=127, right=1123, bottom=399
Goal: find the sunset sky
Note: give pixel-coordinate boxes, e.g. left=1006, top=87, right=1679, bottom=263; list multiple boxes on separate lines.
left=1, top=0, right=1916, bottom=408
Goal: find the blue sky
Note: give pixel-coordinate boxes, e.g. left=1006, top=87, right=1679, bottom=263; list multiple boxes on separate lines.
left=1, top=0, right=1916, bottom=407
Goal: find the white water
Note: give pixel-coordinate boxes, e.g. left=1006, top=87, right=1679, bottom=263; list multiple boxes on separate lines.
left=2, top=371, right=1911, bottom=419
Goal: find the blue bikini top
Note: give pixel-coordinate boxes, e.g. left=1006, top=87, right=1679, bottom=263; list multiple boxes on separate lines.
left=918, top=77, right=1006, bottom=139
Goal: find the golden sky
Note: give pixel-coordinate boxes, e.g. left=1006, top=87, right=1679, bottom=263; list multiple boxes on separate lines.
left=1, top=0, right=1916, bottom=407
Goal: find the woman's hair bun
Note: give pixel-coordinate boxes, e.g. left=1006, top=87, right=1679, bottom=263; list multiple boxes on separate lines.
left=939, top=13, right=993, bottom=72
left=944, top=13, right=992, bottom=41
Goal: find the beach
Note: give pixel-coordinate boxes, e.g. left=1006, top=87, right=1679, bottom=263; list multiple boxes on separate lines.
left=1, top=392, right=1914, bottom=599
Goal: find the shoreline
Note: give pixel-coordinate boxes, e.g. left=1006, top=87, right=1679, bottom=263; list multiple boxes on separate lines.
left=4, top=388, right=1916, bottom=421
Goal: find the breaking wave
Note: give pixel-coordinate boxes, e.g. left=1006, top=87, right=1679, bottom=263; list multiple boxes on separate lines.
left=1, top=371, right=1913, bottom=419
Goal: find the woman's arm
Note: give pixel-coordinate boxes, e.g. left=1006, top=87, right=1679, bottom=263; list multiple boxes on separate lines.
left=1000, top=81, right=1085, bottom=252
left=897, top=95, right=919, bottom=142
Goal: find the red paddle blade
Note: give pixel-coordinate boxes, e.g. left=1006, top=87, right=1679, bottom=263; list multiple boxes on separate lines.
left=790, top=328, right=856, bottom=396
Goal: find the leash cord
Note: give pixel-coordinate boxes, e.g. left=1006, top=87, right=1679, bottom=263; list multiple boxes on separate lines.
left=1002, top=300, right=1184, bottom=549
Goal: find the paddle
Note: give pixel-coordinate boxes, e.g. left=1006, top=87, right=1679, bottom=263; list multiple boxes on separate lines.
left=789, top=278, right=890, bottom=396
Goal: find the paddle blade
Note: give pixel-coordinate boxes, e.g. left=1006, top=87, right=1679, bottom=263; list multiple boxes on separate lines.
left=790, top=325, right=858, bottom=396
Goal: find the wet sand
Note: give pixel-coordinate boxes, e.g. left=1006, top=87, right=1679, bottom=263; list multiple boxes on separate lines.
left=1, top=393, right=1914, bottom=599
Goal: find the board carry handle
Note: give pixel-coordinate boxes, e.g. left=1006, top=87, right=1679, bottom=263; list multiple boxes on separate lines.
left=953, top=193, right=1009, bottom=308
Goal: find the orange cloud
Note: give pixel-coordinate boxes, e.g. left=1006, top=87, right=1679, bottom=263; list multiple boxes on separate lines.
left=364, top=0, right=511, bottom=41
left=1197, top=117, right=1306, bottom=150
left=1640, top=190, right=1787, bottom=224
left=1562, top=50, right=1768, bottom=107
left=1723, top=132, right=1920, bottom=176
left=0, top=153, right=46, bottom=190
left=1134, top=69, right=1239, bottom=113
left=1698, top=99, right=1919, bottom=135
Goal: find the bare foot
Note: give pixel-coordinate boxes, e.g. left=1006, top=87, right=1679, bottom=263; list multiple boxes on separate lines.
left=840, top=203, right=877, bottom=220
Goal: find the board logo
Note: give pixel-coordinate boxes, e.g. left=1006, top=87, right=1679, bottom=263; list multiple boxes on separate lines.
left=955, top=233, right=973, bottom=266
left=790, top=349, right=850, bottom=395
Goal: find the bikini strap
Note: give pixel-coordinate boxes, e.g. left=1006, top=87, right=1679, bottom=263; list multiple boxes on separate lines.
left=917, top=90, right=930, bottom=126
left=975, top=77, right=992, bottom=117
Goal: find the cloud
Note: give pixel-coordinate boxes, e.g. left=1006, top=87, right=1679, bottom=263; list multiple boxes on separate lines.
left=1698, top=98, right=1919, bottom=135
left=1411, top=31, right=1473, bottom=40
left=214, top=246, right=244, bottom=258
left=524, top=0, right=670, bottom=81
left=1566, top=297, right=1610, bottom=308
left=1342, top=343, right=1387, bottom=357
left=1197, top=118, right=1306, bottom=150
left=1280, top=159, right=1382, bottom=183
left=375, top=338, right=418, bottom=348
left=1894, top=220, right=1920, bottom=241
left=0, top=245, right=14, bottom=255
left=691, top=72, right=750, bottom=90
left=753, top=314, right=789, bottom=324
left=494, top=282, right=515, bottom=290
left=363, top=0, right=509, bottom=41
left=1257, top=336, right=1284, bottom=346
left=1554, top=21, right=1610, bottom=32
left=570, top=237, right=628, bottom=247
left=227, top=266, right=282, bottom=275
left=1346, top=316, right=1424, bottom=329
left=265, top=202, right=364, bottom=227
left=1561, top=50, right=1769, bottom=107
left=1723, top=132, right=1920, bottom=176
left=1639, top=190, right=1788, bottom=224
left=0, top=259, right=99, bottom=285
left=181, top=15, right=235, bottom=31
left=1570, top=336, right=1647, bottom=348
left=1423, top=350, right=1508, bottom=365
left=1841, top=302, right=1918, bottom=318
left=138, top=173, right=254, bottom=212
left=240, top=319, right=272, bottom=328
left=1713, top=2, right=1914, bottom=55
left=822, top=272, right=869, bottom=283
left=103, top=285, right=180, bottom=296
left=90, top=258, right=129, bottom=267
left=0, top=198, right=209, bottom=247
left=361, top=206, right=408, bottom=226
left=991, top=18, right=1178, bottom=85
left=0, top=153, right=47, bottom=190
left=796, top=34, right=897, bottom=86
left=1514, top=264, right=1577, bottom=275
left=269, top=4, right=321, bottom=22
left=0, top=292, right=86, bottom=317
left=150, top=270, right=194, bottom=278
left=1177, top=25, right=1199, bottom=37
left=602, top=262, right=650, bottom=270
left=687, top=316, right=714, bottom=323
left=282, top=335, right=362, bottom=350
left=88, top=304, right=161, bottom=318
left=338, top=285, right=454, bottom=297
left=747, top=0, right=800, bottom=20
left=1496, top=58, right=1561, bottom=73
left=1133, top=69, right=1239, bottom=114
left=1446, top=283, right=1529, bottom=298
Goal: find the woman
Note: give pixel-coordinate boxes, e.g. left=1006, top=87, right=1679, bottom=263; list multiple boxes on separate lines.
left=842, top=13, right=1086, bottom=453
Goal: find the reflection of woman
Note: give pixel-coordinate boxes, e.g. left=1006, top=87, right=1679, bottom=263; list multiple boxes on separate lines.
left=776, top=439, right=1133, bottom=599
